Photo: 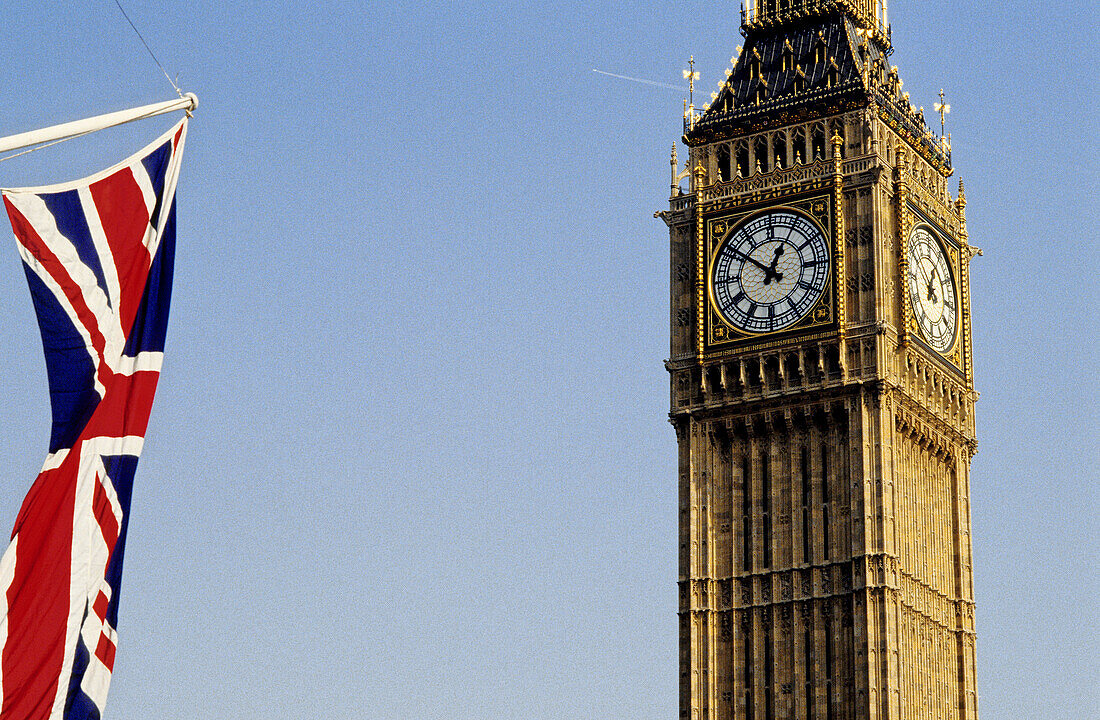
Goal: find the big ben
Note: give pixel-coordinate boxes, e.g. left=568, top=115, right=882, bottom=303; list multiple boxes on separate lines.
left=657, top=2, right=980, bottom=719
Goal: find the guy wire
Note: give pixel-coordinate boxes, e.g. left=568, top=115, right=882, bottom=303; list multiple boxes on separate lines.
left=112, top=0, right=184, bottom=98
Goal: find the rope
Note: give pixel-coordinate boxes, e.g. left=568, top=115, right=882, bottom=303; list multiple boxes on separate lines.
left=0, top=130, right=98, bottom=163
left=112, top=0, right=184, bottom=99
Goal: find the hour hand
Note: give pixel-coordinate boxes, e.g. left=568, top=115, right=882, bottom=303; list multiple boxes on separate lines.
left=767, top=245, right=785, bottom=284
left=926, top=269, right=940, bottom=303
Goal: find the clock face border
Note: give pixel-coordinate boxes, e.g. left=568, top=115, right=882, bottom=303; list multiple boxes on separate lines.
left=907, top=224, right=958, bottom=354
left=704, top=193, right=837, bottom=353
left=905, top=208, right=966, bottom=372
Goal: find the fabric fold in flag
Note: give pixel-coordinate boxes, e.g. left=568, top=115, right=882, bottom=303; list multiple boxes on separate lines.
left=0, top=118, right=187, bottom=720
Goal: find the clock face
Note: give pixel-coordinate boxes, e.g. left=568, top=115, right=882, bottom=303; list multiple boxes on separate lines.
left=906, top=226, right=957, bottom=353
left=711, top=209, right=831, bottom=334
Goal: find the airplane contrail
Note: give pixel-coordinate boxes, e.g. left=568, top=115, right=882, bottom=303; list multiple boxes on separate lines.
left=592, top=69, right=685, bottom=92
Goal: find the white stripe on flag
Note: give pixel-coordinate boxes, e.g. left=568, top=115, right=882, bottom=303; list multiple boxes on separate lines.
left=76, top=185, right=127, bottom=365
left=0, top=535, right=18, bottom=698
left=116, top=352, right=164, bottom=375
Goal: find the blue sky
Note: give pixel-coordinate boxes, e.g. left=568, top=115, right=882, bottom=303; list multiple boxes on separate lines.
left=0, top=1, right=1096, bottom=718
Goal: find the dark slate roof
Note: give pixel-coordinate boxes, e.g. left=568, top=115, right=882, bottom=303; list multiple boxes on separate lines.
left=685, top=12, right=951, bottom=172
left=687, top=16, right=878, bottom=140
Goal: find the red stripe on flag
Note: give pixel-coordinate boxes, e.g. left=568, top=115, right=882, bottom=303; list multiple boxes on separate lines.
left=92, top=474, right=120, bottom=552
left=94, top=633, right=116, bottom=672
left=81, top=370, right=161, bottom=441
left=1, top=454, right=80, bottom=720
left=93, top=591, right=110, bottom=623
left=88, top=169, right=152, bottom=340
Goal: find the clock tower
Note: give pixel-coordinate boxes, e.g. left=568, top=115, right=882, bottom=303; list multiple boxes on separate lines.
left=657, top=2, right=980, bottom=719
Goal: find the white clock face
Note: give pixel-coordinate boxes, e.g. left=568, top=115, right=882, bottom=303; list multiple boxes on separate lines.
left=907, top=226, right=957, bottom=353
left=711, top=209, right=830, bottom=334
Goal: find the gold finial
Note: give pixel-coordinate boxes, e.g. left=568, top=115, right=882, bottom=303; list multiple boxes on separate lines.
left=895, top=143, right=908, bottom=180
left=832, top=132, right=843, bottom=158
left=934, top=89, right=951, bottom=138
left=683, top=55, right=700, bottom=107
left=682, top=56, right=701, bottom=129
left=692, top=162, right=706, bottom=192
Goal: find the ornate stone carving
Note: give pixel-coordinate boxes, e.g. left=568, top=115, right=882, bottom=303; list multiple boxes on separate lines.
left=799, top=601, right=813, bottom=622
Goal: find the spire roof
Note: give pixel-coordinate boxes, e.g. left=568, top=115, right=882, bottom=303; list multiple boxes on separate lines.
left=685, top=4, right=952, bottom=173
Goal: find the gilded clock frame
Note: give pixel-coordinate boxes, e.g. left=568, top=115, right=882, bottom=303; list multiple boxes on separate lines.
left=903, top=207, right=965, bottom=373
left=702, top=191, right=838, bottom=354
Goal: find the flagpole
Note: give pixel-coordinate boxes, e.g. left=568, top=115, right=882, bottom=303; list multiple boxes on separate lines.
left=0, top=93, right=197, bottom=155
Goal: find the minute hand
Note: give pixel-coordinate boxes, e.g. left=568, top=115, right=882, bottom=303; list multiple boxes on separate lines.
left=734, top=250, right=774, bottom=274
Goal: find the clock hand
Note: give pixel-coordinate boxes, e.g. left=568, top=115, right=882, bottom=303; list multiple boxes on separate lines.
left=764, top=244, right=785, bottom=285
left=914, top=263, right=934, bottom=300
left=734, top=250, right=774, bottom=275
left=915, top=261, right=931, bottom=286
left=927, top=268, right=939, bottom=303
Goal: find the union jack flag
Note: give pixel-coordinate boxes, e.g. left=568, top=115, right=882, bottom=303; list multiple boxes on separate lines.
left=0, top=118, right=187, bottom=719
